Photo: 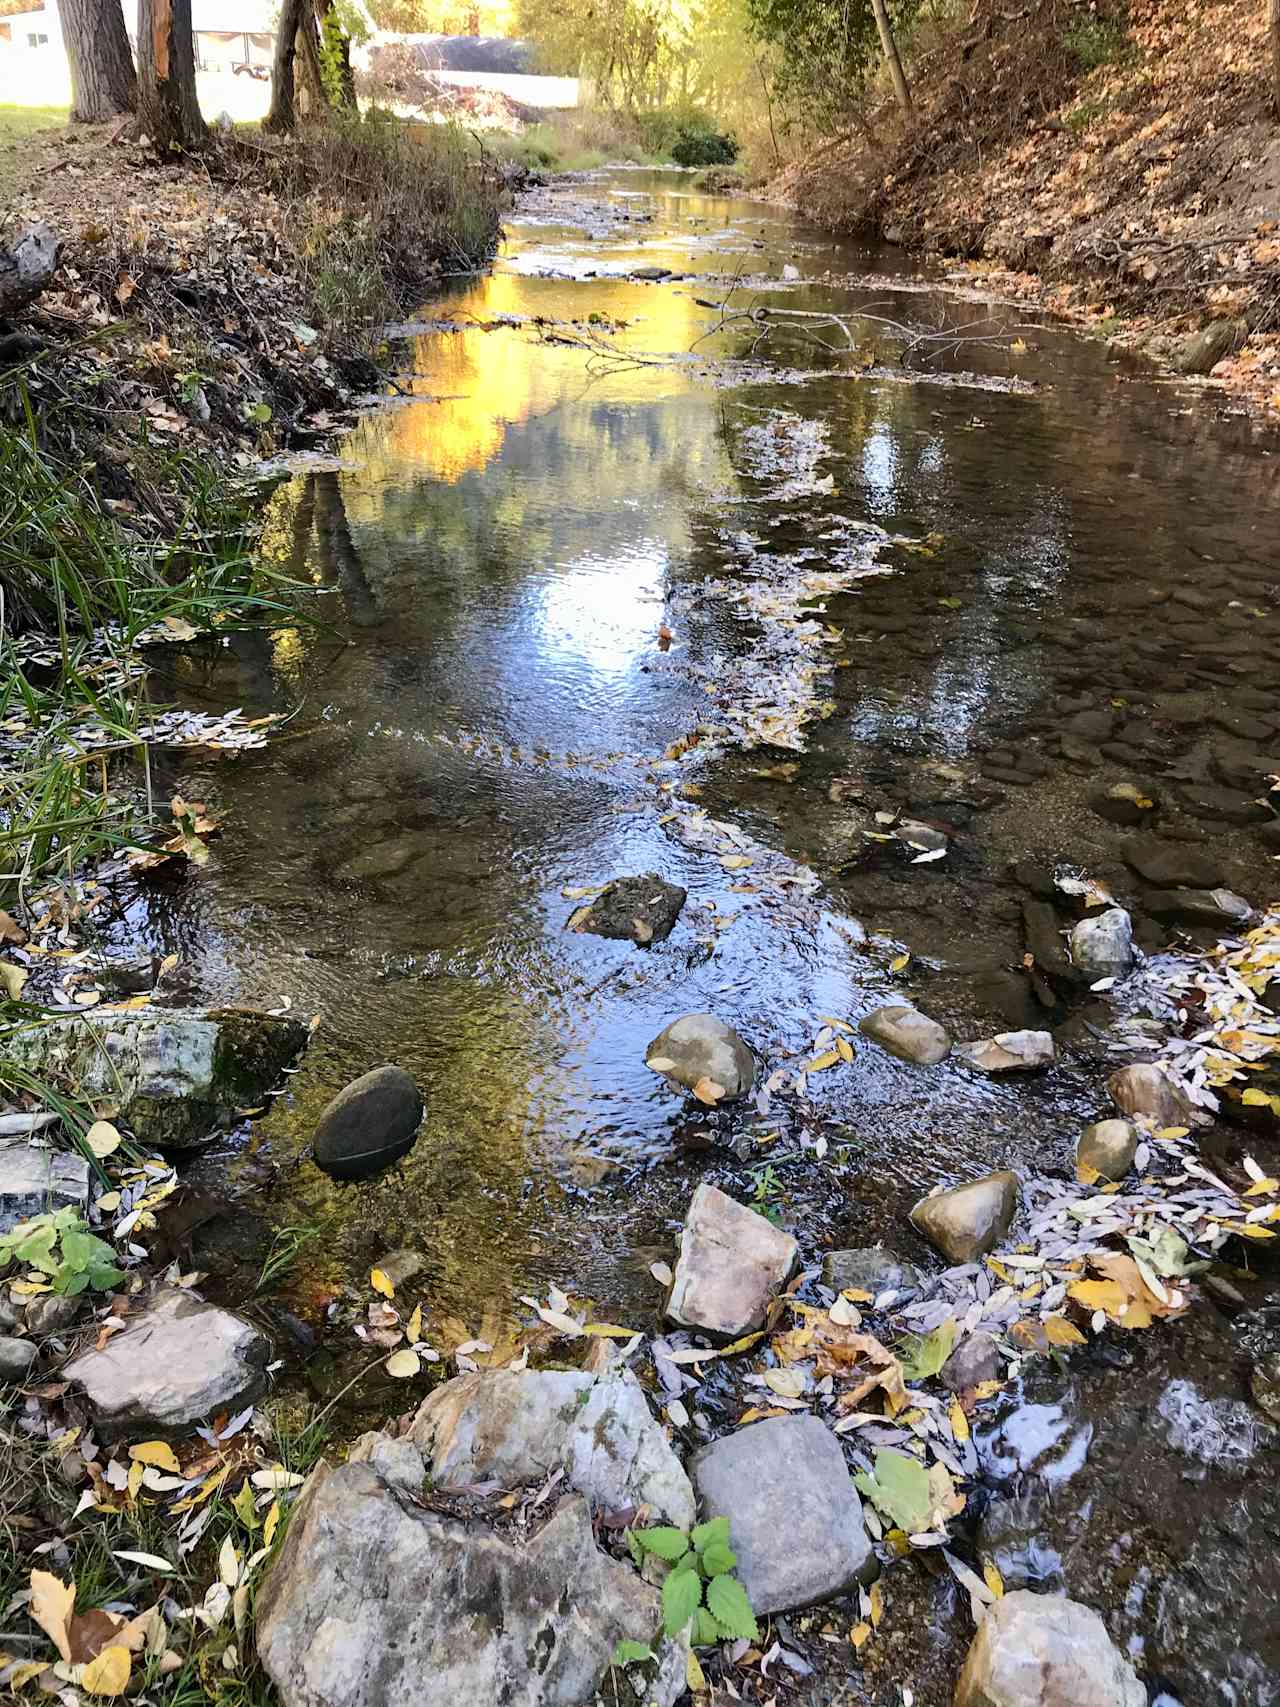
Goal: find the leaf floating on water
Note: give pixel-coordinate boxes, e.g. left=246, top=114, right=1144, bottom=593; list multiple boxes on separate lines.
left=369, top=1268, right=395, bottom=1300
left=581, top=1322, right=641, bottom=1339
left=911, top=847, right=946, bottom=864
left=385, top=1350, right=420, bottom=1378
left=889, top=952, right=911, bottom=973
left=897, top=1318, right=957, bottom=1381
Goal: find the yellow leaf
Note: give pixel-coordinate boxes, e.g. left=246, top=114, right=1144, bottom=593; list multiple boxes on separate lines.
left=983, top=1560, right=1005, bottom=1598
left=850, top=1621, right=872, bottom=1649
left=581, top=1322, right=640, bottom=1339
left=385, top=1349, right=420, bottom=1378
left=970, top=1379, right=1003, bottom=1401
left=29, top=1570, right=75, bottom=1662
left=1242, top=1088, right=1271, bottom=1106
left=406, top=1304, right=423, bottom=1343
left=1067, top=1278, right=1127, bottom=1315
left=806, top=1049, right=841, bottom=1072
left=370, top=1268, right=395, bottom=1299
left=868, top=1581, right=884, bottom=1627
left=127, top=1460, right=144, bottom=1501
left=1043, top=1315, right=1087, bottom=1347
left=263, top=1502, right=281, bottom=1549
left=81, top=1645, right=131, bottom=1697
left=129, top=1441, right=180, bottom=1474
left=1010, top=337, right=1028, bottom=354
left=1235, top=1223, right=1276, bottom=1240
left=721, top=854, right=752, bottom=871
left=0, top=961, right=29, bottom=1001
left=686, top=1649, right=707, bottom=1693
left=948, top=1399, right=971, bottom=1441
left=889, top=952, right=910, bottom=973
left=84, top=1121, right=122, bottom=1159
left=1075, top=1158, right=1100, bottom=1185
left=836, top=1036, right=855, bottom=1063
left=1245, top=1179, right=1280, bottom=1197
left=1154, top=1126, right=1189, bottom=1140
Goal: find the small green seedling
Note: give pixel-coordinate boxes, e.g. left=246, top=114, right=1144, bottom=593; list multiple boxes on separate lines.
left=627, top=1516, right=759, bottom=1645
left=0, top=1206, right=124, bottom=1295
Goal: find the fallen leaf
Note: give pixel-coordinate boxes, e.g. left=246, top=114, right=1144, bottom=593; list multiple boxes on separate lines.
left=84, top=1121, right=122, bottom=1159
left=691, top=1077, right=726, bottom=1105
left=81, top=1645, right=131, bottom=1697
left=385, top=1349, right=420, bottom=1378
left=370, top=1268, right=395, bottom=1300
left=128, top=1441, right=180, bottom=1474
left=0, top=909, right=27, bottom=945
left=29, top=1571, right=76, bottom=1662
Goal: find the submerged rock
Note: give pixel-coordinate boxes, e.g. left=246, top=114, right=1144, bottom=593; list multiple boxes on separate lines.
left=954, top=1589, right=1146, bottom=1707
left=565, top=873, right=686, bottom=945
left=1123, top=838, right=1225, bottom=889
left=857, top=1004, right=951, bottom=1066
left=689, top=1416, right=875, bottom=1613
left=666, top=1182, right=796, bottom=1340
left=822, top=1247, right=925, bottom=1299
left=956, top=1030, right=1055, bottom=1073
left=940, top=1330, right=1002, bottom=1394
left=910, top=1172, right=1019, bottom=1263
left=4, top=1008, right=308, bottom=1149
left=0, top=1137, right=89, bottom=1235
left=257, top=1459, right=685, bottom=1707
left=409, top=1366, right=694, bottom=1528
left=63, top=1289, right=269, bottom=1441
left=1142, top=886, right=1253, bottom=929
left=1089, top=780, right=1158, bottom=827
left=1107, top=1062, right=1200, bottom=1127
left=1068, top=908, right=1134, bottom=978
left=645, top=1013, right=754, bottom=1100
left=1077, top=1118, right=1137, bottom=1181
left=313, top=1065, right=424, bottom=1181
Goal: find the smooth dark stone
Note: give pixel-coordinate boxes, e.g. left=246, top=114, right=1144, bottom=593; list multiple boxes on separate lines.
left=314, top=1065, right=424, bottom=1181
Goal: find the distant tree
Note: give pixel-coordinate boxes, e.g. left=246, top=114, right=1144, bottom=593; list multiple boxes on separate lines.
left=61, top=0, right=137, bottom=123
left=869, top=0, right=912, bottom=117
left=137, top=0, right=207, bottom=150
left=743, top=0, right=916, bottom=128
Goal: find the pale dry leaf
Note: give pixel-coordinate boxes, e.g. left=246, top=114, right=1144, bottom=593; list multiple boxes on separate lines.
left=29, top=1570, right=76, bottom=1663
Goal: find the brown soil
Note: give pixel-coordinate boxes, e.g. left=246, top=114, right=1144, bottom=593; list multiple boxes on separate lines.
left=772, top=0, right=1280, bottom=423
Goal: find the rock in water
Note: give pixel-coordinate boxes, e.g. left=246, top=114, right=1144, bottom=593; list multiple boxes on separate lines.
left=956, top=1031, right=1054, bottom=1073
left=565, top=874, right=686, bottom=945
left=940, top=1331, right=1002, bottom=1394
left=0, top=1138, right=89, bottom=1235
left=910, top=1172, right=1019, bottom=1263
left=822, top=1247, right=925, bottom=1298
left=1107, top=1062, right=1200, bottom=1127
left=954, top=1589, right=1146, bottom=1707
left=1077, top=1119, right=1137, bottom=1181
left=1176, top=317, right=1245, bottom=375
left=63, top=1289, right=269, bottom=1441
left=858, top=1005, right=951, bottom=1065
left=667, top=1182, right=797, bottom=1339
left=1142, top=887, right=1253, bottom=928
left=689, top=1416, right=875, bottom=1614
left=645, top=1013, right=754, bottom=1100
left=1122, top=838, right=1224, bottom=889
left=313, top=1065, right=423, bottom=1181
left=1068, top=908, right=1134, bottom=978
left=257, top=1458, right=686, bottom=1707
left=3, top=1008, right=308, bottom=1149
left=409, top=1367, right=695, bottom=1529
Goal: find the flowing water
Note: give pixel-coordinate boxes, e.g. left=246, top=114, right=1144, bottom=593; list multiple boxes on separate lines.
left=126, top=171, right=1280, bottom=1701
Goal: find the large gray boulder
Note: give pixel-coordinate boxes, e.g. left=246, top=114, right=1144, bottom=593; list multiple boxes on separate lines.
left=257, top=1457, right=686, bottom=1707
left=5, top=1008, right=309, bottom=1149
left=1068, top=909, right=1134, bottom=979
left=910, top=1172, right=1019, bottom=1263
left=409, top=1367, right=695, bottom=1529
left=858, top=1005, right=951, bottom=1065
left=313, top=1065, right=423, bottom=1181
left=645, top=1014, right=754, bottom=1100
left=0, top=1138, right=89, bottom=1235
left=689, top=1416, right=875, bottom=1613
left=954, top=1589, right=1145, bottom=1706
left=63, top=1289, right=269, bottom=1441
left=666, top=1183, right=797, bottom=1340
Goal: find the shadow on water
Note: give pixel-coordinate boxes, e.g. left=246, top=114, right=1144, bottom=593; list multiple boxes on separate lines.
left=119, top=171, right=1280, bottom=1702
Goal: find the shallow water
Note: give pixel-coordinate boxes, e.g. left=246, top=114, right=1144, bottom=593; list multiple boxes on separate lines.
left=128, top=170, right=1280, bottom=1700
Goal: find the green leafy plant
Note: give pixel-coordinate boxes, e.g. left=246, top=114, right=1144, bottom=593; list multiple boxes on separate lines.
left=0, top=1206, right=123, bottom=1296
left=628, top=1517, right=759, bottom=1644
left=748, top=1163, right=783, bottom=1225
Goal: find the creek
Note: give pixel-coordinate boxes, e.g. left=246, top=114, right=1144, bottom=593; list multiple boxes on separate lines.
left=124, top=170, right=1279, bottom=1703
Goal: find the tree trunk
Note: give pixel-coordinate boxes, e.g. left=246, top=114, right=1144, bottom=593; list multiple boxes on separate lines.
left=295, top=8, right=327, bottom=118
left=1272, top=0, right=1280, bottom=116
left=137, top=0, right=207, bottom=151
left=870, top=0, right=915, bottom=119
left=62, top=0, right=137, bottom=123
left=265, top=0, right=306, bottom=132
